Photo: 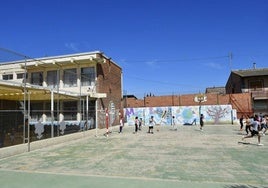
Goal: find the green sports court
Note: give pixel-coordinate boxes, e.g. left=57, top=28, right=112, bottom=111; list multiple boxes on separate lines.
left=0, top=124, right=267, bottom=188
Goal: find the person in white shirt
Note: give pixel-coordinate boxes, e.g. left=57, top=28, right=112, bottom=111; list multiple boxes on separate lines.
left=242, top=115, right=263, bottom=146
left=118, top=116, right=124, bottom=133
left=147, top=116, right=156, bottom=134
left=172, top=116, right=178, bottom=131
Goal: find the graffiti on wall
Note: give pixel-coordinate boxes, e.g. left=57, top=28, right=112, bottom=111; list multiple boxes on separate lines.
left=124, top=105, right=234, bottom=126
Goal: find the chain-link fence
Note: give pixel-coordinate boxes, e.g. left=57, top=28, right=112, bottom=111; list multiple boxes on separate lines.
left=0, top=47, right=100, bottom=148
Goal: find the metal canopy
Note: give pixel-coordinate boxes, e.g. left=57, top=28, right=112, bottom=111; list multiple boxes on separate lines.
left=0, top=80, right=80, bottom=101
left=20, top=54, right=105, bottom=71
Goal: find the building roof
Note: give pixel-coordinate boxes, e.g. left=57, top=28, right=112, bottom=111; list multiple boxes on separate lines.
left=0, top=51, right=110, bottom=100
left=0, top=50, right=121, bottom=70
left=232, top=68, right=268, bottom=77
left=205, top=86, right=226, bottom=94
left=123, top=95, right=137, bottom=99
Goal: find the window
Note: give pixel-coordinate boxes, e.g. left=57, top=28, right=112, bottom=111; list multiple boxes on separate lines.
left=31, top=72, right=43, bottom=86
left=30, top=102, right=44, bottom=121
left=31, top=102, right=59, bottom=121
left=3, top=74, right=13, bottom=80
left=63, top=101, right=77, bottom=120
left=249, top=80, right=263, bottom=91
left=254, top=100, right=268, bottom=111
left=47, top=70, right=58, bottom=88
left=81, top=67, right=95, bottom=86
left=17, top=73, right=25, bottom=79
left=64, top=68, right=77, bottom=87
left=44, top=102, right=58, bottom=121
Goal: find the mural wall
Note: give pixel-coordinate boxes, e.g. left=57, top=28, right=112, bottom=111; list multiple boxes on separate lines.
left=124, top=105, right=236, bottom=126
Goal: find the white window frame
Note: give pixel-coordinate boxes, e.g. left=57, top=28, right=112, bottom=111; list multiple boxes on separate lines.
left=63, top=68, right=77, bottom=87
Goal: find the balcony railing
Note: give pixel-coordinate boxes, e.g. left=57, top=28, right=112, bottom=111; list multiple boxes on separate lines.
left=242, top=88, right=268, bottom=99
left=252, top=91, right=268, bottom=99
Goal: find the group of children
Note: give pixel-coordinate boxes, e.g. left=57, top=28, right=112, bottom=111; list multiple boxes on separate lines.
left=118, top=116, right=157, bottom=134
left=118, top=113, right=266, bottom=146
left=133, top=116, right=144, bottom=133
left=119, top=115, right=205, bottom=134
left=240, top=114, right=267, bottom=146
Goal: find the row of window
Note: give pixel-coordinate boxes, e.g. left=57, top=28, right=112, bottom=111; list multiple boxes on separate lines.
left=2, top=73, right=24, bottom=80
left=30, top=100, right=96, bottom=121
left=248, top=80, right=263, bottom=91
left=2, top=67, right=95, bottom=88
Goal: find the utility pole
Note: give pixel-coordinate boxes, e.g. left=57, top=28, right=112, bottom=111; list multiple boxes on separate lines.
left=229, top=52, right=232, bottom=70
left=229, top=52, right=234, bottom=93
left=229, top=52, right=234, bottom=125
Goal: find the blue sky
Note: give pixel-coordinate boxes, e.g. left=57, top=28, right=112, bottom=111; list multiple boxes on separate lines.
left=0, top=0, right=268, bottom=98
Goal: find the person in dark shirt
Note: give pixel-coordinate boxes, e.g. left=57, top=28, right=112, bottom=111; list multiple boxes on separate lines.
left=200, top=114, right=204, bottom=131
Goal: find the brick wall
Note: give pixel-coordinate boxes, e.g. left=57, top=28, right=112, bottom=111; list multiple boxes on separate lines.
left=125, top=93, right=253, bottom=118
left=96, top=57, right=122, bottom=128
left=229, top=93, right=253, bottom=117
left=125, top=97, right=144, bottom=108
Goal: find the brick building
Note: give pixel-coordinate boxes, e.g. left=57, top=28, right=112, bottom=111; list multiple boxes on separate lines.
left=225, top=67, right=268, bottom=114
left=0, top=51, right=122, bottom=147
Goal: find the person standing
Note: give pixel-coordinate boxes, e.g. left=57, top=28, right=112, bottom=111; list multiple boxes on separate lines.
left=200, top=114, right=204, bottom=131
left=133, top=116, right=139, bottom=134
left=172, top=116, right=177, bottom=131
left=147, top=116, right=156, bottom=134
left=239, top=115, right=244, bottom=131
left=118, top=116, right=124, bottom=133
left=139, top=118, right=142, bottom=131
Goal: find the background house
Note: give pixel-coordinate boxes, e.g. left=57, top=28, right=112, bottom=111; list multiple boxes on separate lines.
left=205, top=86, right=226, bottom=95
left=225, top=66, right=268, bottom=115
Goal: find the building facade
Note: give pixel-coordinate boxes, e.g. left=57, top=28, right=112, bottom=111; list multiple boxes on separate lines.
left=225, top=68, right=268, bottom=114
left=0, top=51, right=122, bottom=147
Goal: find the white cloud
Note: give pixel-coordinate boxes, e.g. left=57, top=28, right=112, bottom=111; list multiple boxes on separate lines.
left=146, top=60, right=160, bottom=69
left=204, top=62, right=223, bottom=69
left=65, top=42, right=79, bottom=52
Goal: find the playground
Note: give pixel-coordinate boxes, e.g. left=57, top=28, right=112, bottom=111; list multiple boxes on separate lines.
left=0, top=124, right=267, bottom=188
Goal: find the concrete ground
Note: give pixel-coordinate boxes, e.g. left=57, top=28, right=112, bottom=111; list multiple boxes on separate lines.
left=0, top=124, right=267, bottom=188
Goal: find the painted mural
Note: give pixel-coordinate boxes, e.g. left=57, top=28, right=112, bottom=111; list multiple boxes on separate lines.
left=124, top=105, right=235, bottom=126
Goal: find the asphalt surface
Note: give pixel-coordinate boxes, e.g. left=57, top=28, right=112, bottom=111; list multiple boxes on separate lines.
left=0, top=124, right=267, bottom=188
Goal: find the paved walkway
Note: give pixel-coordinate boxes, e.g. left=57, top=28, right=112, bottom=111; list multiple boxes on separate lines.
left=0, top=124, right=267, bottom=188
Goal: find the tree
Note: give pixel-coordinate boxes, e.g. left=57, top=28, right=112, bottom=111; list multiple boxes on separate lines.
left=206, top=106, right=229, bottom=124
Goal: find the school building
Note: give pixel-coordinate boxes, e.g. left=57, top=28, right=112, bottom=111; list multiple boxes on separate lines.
left=0, top=51, right=122, bottom=147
